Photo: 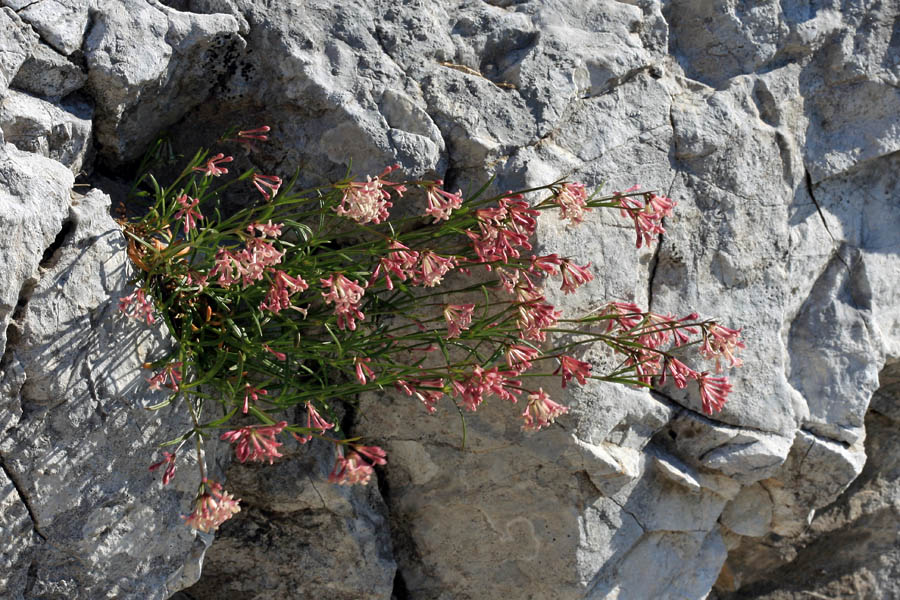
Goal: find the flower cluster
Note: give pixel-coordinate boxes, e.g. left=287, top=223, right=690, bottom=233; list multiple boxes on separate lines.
left=123, top=127, right=745, bottom=534
left=183, top=479, right=241, bottom=532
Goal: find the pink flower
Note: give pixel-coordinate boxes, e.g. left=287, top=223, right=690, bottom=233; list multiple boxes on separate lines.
left=193, top=153, right=233, bottom=177
left=335, top=165, right=405, bottom=225
left=295, top=402, right=334, bottom=444
left=236, top=125, right=270, bottom=142
left=328, top=445, right=387, bottom=486
left=424, top=180, right=464, bottom=221
left=370, top=240, right=419, bottom=290
left=119, top=288, right=156, bottom=324
left=521, top=389, right=568, bottom=431
left=517, top=301, right=561, bottom=342
left=697, top=372, right=731, bottom=414
left=248, top=220, right=283, bottom=238
left=251, top=173, right=282, bottom=200
left=148, top=451, right=177, bottom=485
left=600, top=302, right=644, bottom=333
left=660, top=357, right=699, bottom=389
left=700, top=323, right=745, bottom=372
left=453, top=366, right=521, bottom=411
left=184, top=271, right=209, bottom=291
left=241, top=384, right=267, bottom=414
left=174, top=194, right=203, bottom=235
left=320, top=273, right=366, bottom=331
left=637, top=312, right=700, bottom=349
left=506, top=344, right=540, bottom=373
left=354, top=357, right=376, bottom=385
left=559, top=259, right=593, bottom=294
left=555, top=355, right=592, bottom=388
left=530, top=254, right=562, bottom=276
left=395, top=379, right=445, bottom=413
left=260, top=269, right=309, bottom=314
left=616, top=188, right=676, bottom=248
left=263, top=343, right=286, bottom=361
left=554, top=182, right=591, bottom=225
left=501, top=195, right=539, bottom=236
left=220, top=420, right=287, bottom=464
left=413, top=251, right=456, bottom=287
left=183, top=479, right=240, bottom=532
left=210, top=247, right=241, bottom=287
left=443, top=303, right=475, bottom=338
left=147, top=362, right=182, bottom=392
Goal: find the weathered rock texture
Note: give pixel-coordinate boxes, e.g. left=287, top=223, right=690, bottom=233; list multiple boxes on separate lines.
left=0, top=0, right=897, bottom=599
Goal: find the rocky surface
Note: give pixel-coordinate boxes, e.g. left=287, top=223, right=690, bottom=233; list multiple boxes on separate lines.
left=0, top=0, right=897, bottom=599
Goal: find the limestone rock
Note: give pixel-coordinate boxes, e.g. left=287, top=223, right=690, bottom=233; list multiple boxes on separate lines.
left=2, top=0, right=90, bottom=56
left=0, top=187, right=210, bottom=598
left=11, top=42, right=87, bottom=100
left=84, top=0, right=245, bottom=162
left=0, top=142, right=72, bottom=360
left=0, top=90, right=93, bottom=173
left=0, top=7, right=38, bottom=99
left=185, top=437, right=395, bottom=600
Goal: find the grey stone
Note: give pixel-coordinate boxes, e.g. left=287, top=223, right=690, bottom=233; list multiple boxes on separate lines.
left=0, top=7, right=38, bottom=99
left=0, top=142, right=72, bottom=361
left=0, top=0, right=897, bottom=597
left=3, top=0, right=90, bottom=56
left=11, top=42, right=87, bottom=100
left=0, top=90, right=93, bottom=173
left=84, top=0, right=244, bottom=162
left=184, top=437, right=395, bottom=600
left=0, top=187, right=212, bottom=599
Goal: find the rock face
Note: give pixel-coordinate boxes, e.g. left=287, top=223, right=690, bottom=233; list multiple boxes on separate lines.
left=0, top=1, right=897, bottom=599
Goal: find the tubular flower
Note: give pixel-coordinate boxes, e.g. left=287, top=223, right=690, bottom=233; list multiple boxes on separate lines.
left=183, top=479, right=241, bottom=532
left=119, top=288, right=156, bottom=324
left=251, top=173, right=282, bottom=200
left=559, top=259, right=593, bottom=294
left=248, top=220, right=283, bottom=238
left=517, top=301, right=561, bottom=342
left=321, top=273, right=366, bottom=330
left=555, top=355, right=592, bottom=388
left=220, top=421, right=287, bottom=464
left=600, top=301, right=644, bottom=333
left=660, top=357, right=699, bottom=389
left=453, top=366, right=521, bottom=411
left=263, top=343, right=287, bottom=361
left=530, top=254, right=562, bottom=276
left=328, top=445, right=387, bottom=486
left=174, top=194, right=203, bottom=235
left=148, top=451, right=177, bottom=485
left=521, top=389, right=569, bottom=431
left=210, top=247, right=242, bottom=287
left=335, top=165, right=405, bottom=225
left=224, top=126, right=270, bottom=149
left=700, top=323, right=745, bottom=372
left=506, top=344, right=540, bottom=373
left=260, top=269, right=309, bottom=314
left=443, top=303, right=475, bottom=338
left=371, top=240, right=419, bottom=290
left=294, top=402, right=335, bottom=444
left=354, top=356, right=376, bottom=385
left=616, top=188, right=676, bottom=248
left=193, top=153, right=233, bottom=177
left=414, top=251, right=456, bottom=287
left=697, top=372, right=731, bottom=415
left=424, top=180, right=464, bottom=221
left=554, top=182, right=591, bottom=225
left=147, top=362, right=182, bottom=392
left=395, top=379, right=445, bottom=413
left=241, top=384, right=267, bottom=414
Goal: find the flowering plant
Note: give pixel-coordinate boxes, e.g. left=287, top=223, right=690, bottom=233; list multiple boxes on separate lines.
left=120, top=127, right=744, bottom=531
